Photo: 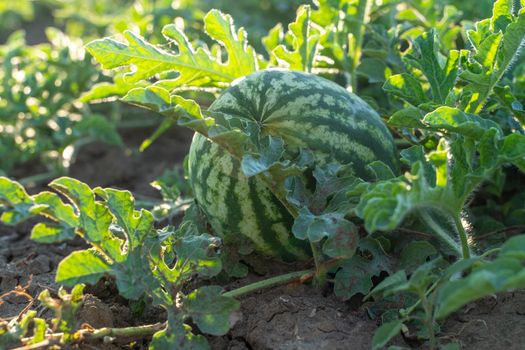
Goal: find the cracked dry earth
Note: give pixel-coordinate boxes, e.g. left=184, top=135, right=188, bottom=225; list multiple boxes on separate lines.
left=210, top=283, right=377, bottom=350
left=2, top=127, right=525, bottom=349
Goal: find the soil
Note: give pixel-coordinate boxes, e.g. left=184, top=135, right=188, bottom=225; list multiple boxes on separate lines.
left=1, top=127, right=525, bottom=350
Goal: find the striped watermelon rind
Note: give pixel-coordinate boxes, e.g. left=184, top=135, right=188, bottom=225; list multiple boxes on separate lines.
left=188, top=69, right=398, bottom=260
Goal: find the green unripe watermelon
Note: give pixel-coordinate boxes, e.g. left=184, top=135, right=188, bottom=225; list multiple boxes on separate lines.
left=188, top=70, right=398, bottom=261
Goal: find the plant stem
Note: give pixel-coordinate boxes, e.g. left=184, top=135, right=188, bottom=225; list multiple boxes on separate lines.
left=19, top=322, right=166, bottom=348
left=419, top=210, right=463, bottom=258
left=223, top=258, right=344, bottom=299
left=222, top=269, right=312, bottom=298
left=310, top=242, right=326, bottom=285
left=453, top=215, right=471, bottom=259
left=420, top=291, right=437, bottom=349
left=479, top=247, right=501, bottom=259
left=405, top=280, right=439, bottom=315
left=88, top=322, right=166, bottom=338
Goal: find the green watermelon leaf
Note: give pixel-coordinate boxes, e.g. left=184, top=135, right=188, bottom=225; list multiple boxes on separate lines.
left=273, top=5, right=320, bottom=72
left=422, top=106, right=502, bottom=138
left=383, top=73, right=429, bottom=107
left=372, top=319, right=403, bottom=350
left=86, top=9, right=257, bottom=90
left=0, top=311, right=37, bottom=348
left=0, top=177, right=35, bottom=225
left=461, top=0, right=525, bottom=113
left=1, top=177, right=236, bottom=348
left=241, top=136, right=286, bottom=177
left=334, top=238, right=393, bottom=300
left=287, top=164, right=361, bottom=258
left=56, top=250, right=111, bottom=286
left=404, top=30, right=461, bottom=104
left=357, top=100, right=525, bottom=258
left=30, top=223, right=76, bottom=244
left=398, top=241, right=438, bottom=273
left=182, top=286, right=239, bottom=336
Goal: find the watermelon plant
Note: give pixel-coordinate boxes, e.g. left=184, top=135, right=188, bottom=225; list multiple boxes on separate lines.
left=0, top=28, right=122, bottom=179
left=1, top=0, right=525, bottom=349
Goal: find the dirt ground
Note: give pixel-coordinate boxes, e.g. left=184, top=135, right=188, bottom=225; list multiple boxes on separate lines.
left=1, top=126, right=525, bottom=349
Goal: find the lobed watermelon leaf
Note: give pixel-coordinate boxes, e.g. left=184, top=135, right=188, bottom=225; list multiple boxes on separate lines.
left=86, top=9, right=257, bottom=90
left=461, top=0, right=525, bottom=113
left=333, top=237, right=393, bottom=300
left=287, top=164, right=361, bottom=259
left=273, top=5, right=320, bottom=72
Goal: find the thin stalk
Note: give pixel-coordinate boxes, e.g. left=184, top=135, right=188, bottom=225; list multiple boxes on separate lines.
left=222, top=269, right=312, bottom=298
left=405, top=280, right=439, bottom=315
left=479, top=247, right=501, bottom=259
left=453, top=215, right=471, bottom=259
left=420, top=291, right=437, bottom=349
left=310, top=242, right=325, bottom=285
left=476, top=225, right=525, bottom=240
left=224, top=258, right=345, bottom=299
left=88, top=322, right=165, bottom=338
left=19, top=322, right=166, bottom=348
left=419, top=210, right=463, bottom=258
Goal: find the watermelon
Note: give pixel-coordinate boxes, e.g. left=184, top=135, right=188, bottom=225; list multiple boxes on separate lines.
left=188, top=69, right=398, bottom=261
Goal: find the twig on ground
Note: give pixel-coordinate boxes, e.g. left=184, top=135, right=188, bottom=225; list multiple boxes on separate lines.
left=0, top=274, right=34, bottom=311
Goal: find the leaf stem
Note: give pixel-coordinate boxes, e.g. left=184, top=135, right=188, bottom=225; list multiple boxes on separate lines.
left=18, top=322, right=166, bottom=348
left=420, top=291, right=437, bottom=349
left=88, top=322, right=166, bottom=338
left=222, top=269, right=312, bottom=298
left=404, top=280, right=439, bottom=315
left=453, top=215, right=471, bottom=259
left=310, top=242, right=326, bottom=285
left=419, top=210, right=463, bottom=258
left=479, top=247, right=501, bottom=259
left=223, top=258, right=344, bottom=299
